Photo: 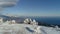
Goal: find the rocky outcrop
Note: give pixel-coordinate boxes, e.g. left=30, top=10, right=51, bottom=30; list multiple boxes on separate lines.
left=24, top=18, right=38, bottom=25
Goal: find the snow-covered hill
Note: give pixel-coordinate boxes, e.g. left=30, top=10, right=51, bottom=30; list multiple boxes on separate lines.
left=0, top=24, right=60, bottom=34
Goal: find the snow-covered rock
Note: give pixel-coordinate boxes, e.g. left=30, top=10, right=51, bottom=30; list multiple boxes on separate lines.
left=0, top=24, right=60, bottom=34
left=24, top=18, right=38, bottom=25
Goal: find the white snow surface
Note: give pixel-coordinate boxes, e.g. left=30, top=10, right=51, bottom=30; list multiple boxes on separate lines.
left=0, top=24, right=60, bottom=34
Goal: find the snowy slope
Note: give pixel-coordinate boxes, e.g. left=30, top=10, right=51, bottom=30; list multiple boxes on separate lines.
left=0, top=24, right=60, bottom=34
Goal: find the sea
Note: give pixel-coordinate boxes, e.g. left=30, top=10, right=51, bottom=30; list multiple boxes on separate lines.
left=29, top=17, right=60, bottom=25
left=0, top=15, right=60, bottom=25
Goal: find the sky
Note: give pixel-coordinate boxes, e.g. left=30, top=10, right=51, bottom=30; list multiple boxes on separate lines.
left=1, top=0, right=60, bottom=16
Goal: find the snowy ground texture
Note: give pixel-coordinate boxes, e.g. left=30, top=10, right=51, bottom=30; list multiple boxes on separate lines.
left=0, top=24, right=60, bottom=34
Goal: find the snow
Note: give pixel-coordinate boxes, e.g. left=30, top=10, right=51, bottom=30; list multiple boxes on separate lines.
left=0, top=23, right=60, bottom=34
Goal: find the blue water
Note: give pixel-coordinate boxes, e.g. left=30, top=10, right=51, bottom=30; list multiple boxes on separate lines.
left=30, top=17, right=60, bottom=25
left=1, top=15, right=60, bottom=25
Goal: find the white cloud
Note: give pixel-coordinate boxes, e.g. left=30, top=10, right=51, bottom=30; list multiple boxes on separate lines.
left=0, top=0, right=19, bottom=8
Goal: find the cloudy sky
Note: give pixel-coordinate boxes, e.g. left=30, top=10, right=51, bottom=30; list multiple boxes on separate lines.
left=1, top=0, right=60, bottom=16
